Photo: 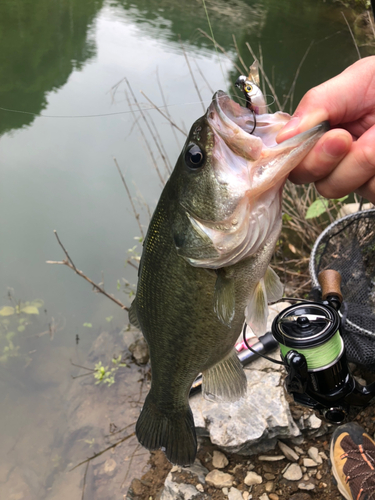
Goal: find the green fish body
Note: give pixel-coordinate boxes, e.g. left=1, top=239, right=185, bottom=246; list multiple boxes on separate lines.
left=131, top=87, right=328, bottom=466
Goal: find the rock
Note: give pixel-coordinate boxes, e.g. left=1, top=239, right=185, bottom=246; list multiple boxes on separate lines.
left=264, top=473, right=275, bottom=480
left=269, top=495, right=279, bottom=500
left=259, top=494, right=270, bottom=500
left=190, top=370, right=300, bottom=456
left=302, top=458, right=317, bottom=468
left=265, top=481, right=274, bottom=492
left=205, top=470, right=233, bottom=488
left=278, top=441, right=299, bottom=462
left=161, top=460, right=209, bottom=500
left=128, top=337, right=149, bottom=365
left=307, top=447, right=322, bottom=465
left=242, top=493, right=251, bottom=500
left=259, top=455, right=285, bottom=461
left=244, top=471, right=262, bottom=486
left=305, top=414, right=322, bottom=430
left=103, top=458, right=117, bottom=475
left=283, top=464, right=303, bottom=481
left=212, top=450, right=229, bottom=469
left=298, top=481, right=315, bottom=491
left=319, top=451, right=328, bottom=460
left=338, top=202, right=373, bottom=218
left=294, top=446, right=304, bottom=455
left=228, top=487, right=243, bottom=500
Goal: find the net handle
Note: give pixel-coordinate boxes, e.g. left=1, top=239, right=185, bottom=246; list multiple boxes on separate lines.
left=318, top=270, right=343, bottom=303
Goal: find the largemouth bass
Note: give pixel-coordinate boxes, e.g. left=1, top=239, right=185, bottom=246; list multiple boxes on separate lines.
left=130, top=75, right=328, bottom=466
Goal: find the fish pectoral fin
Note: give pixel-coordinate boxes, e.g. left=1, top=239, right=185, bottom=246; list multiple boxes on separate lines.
left=245, top=279, right=268, bottom=336
left=264, top=266, right=284, bottom=303
left=202, top=349, right=247, bottom=402
left=214, top=272, right=235, bottom=326
left=128, top=299, right=142, bottom=330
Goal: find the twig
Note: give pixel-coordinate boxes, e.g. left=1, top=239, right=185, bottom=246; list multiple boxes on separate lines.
left=193, top=59, right=215, bottom=94
left=232, top=35, right=248, bottom=74
left=70, top=432, right=136, bottom=471
left=179, top=37, right=205, bottom=113
left=113, top=157, right=145, bottom=239
left=81, top=462, right=89, bottom=500
left=47, top=231, right=129, bottom=311
left=197, top=29, right=243, bottom=74
left=126, top=78, right=170, bottom=183
left=342, top=11, right=361, bottom=60
left=121, top=443, right=141, bottom=488
left=126, top=259, right=139, bottom=270
left=140, top=91, right=186, bottom=136
left=124, top=87, right=165, bottom=185
left=146, top=109, right=172, bottom=174
left=282, top=41, right=314, bottom=113
left=156, top=68, right=181, bottom=148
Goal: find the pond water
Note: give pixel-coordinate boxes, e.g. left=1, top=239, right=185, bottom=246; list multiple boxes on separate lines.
left=0, top=0, right=373, bottom=498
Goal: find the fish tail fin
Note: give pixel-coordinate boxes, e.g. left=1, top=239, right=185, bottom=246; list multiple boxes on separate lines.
left=136, top=392, right=197, bottom=466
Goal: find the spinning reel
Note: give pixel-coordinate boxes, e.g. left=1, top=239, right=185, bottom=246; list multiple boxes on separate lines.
left=272, top=270, right=375, bottom=424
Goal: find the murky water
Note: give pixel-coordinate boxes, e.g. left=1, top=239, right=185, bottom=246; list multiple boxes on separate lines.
left=0, top=0, right=373, bottom=498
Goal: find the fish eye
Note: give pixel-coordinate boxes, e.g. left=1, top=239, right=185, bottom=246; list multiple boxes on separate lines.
left=245, top=84, right=253, bottom=93
left=185, top=144, right=205, bottom=170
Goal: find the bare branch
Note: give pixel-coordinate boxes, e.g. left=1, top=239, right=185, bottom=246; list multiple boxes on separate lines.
left=139, top=91, right=186, bottom=136
left=197, top=29, right=243, bottom=74
left=47, top=231, right=129, bottom=311
left=113, top=158, right=145, bottom=239
left=179, top=37, right=205, bottom=113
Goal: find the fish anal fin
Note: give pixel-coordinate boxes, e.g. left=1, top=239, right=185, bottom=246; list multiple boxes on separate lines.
left=129, top=299, right=142, bottom=330
left=245, top=279, right=268, bottom=336
left=264, top=266, right=284, bottom=303
left=136, top=392, right=197, bottom=466
left=214, top=272, right=235, bottom=326
left=202, top=349, right=247, bottom=402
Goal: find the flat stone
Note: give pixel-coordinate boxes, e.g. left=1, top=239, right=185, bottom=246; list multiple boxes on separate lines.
left=228, top=487, right=243, bottom=500
left=265, top=481, right=274, bottom=492
left=283, top=464, right=303, bottom=481
left=191, top=370, right=300, bottom=456
left=244, top=471, right=262, bottom=486
left=212, top=450, right=229, bottom=469
left=303, top=458, right=317, bottom=468
left=307, top=447, right=322, bottom=465
left=206, top=470, right=233, bottom=489
left=259, top=455, right=285, bottom=462
left=242, top=493, right=251, bottom=500
left=294, top=446, right=304, bottom=455
left=278, top=442, right=299, bottom=462
left=298, top=482, right=315, bottom=491
left=259, top=494, right=270, bottom=500
left=269, top=495, right=279, bottom=500
left=319, top=451, right=328, bottom=460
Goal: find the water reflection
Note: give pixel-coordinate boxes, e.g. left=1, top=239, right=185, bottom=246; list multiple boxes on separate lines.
left=0, top=0, right=103, bottom=135
left=0, top=0, right=373, bottom=498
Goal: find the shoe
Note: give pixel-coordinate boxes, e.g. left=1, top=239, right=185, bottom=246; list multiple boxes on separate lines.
left=330, top=422, right=375, bottom=500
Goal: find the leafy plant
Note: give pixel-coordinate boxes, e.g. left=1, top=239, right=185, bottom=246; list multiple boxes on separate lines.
left=0, top=295, right=44, bottom=363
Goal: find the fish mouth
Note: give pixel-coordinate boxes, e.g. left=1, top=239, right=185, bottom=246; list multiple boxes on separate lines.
left=209, top=90, right=255, bottom=133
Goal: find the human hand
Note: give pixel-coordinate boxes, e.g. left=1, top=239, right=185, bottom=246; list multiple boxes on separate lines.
left=276, top=56, right=375, bottom=204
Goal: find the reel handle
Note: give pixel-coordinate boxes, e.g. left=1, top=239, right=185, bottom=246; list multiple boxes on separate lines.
left=318, top=270, right=343, bottom=305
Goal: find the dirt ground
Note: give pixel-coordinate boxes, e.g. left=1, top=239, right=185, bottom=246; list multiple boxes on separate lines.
left=127, top=368, right=375, bottom=500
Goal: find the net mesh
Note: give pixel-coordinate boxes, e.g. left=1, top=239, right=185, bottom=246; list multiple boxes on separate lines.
left=310, top=209, right=375, bottom=371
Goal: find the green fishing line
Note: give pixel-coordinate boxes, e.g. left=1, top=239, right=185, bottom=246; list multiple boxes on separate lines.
left=279, top=331, right=342, bottom=370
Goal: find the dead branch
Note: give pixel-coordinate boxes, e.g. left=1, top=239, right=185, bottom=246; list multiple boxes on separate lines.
left=156, top=68, right=182, bottom=147
left=47, top=230, right=129, bottom=311
left=140, top=91, right=186, bottom=136
left=179, top=37, right=205, bottom=113
left=113, top=157, right=145, bottom=239
left=70, top=432, right=136, bottom=471
left=197, top=29, right=243, bottom=74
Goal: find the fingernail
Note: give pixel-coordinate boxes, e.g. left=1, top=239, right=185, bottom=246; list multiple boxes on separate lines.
left=322, top=134, right=351, bottom=158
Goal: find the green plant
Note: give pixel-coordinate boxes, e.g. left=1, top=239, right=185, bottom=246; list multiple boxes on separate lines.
left=92, top=356, right=127, bottom=386
left=0, top=296, right=44, bottom=363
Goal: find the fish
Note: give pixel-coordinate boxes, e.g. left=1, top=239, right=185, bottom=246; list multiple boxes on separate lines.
left=129, top=68, right=328, bottom=466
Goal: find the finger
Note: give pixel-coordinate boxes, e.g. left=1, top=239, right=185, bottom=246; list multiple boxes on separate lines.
left=288, top=129, right=352, bottom=185
left=314, top=125, right=375, bottom=199
left=277, top=57, right=375, bottom=143
left=355, top=177, right=375, bottom=204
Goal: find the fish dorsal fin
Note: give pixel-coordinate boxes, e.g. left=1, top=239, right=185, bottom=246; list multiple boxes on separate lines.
left=264, top=266, right=284, bottom=302
left=248, top=60, right=260, bottom=86
left=245, top=279, right=268, bottom=336
left=202, top=349, right=247, bottom=402
left=128, top=299, right=142, bottom=330
left=214, top=271, right=235, bottom=326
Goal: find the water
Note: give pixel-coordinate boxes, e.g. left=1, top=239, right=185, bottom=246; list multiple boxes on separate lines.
left=0, top=0, right=372, bottom=497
